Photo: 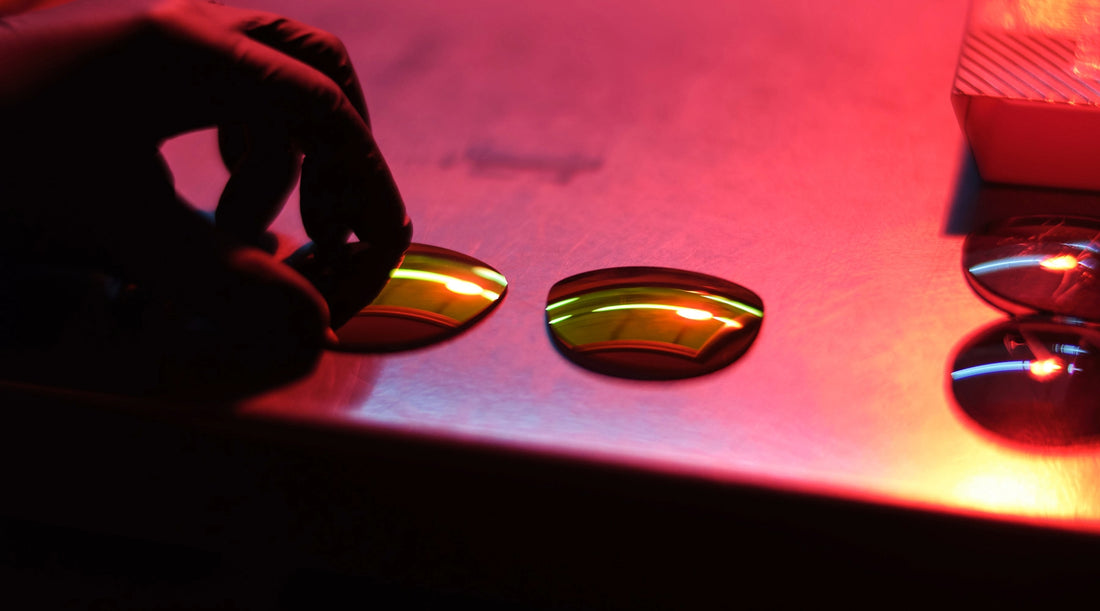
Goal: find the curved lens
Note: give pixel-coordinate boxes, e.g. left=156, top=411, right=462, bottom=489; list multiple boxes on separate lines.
left=333, top=244, right=507, bottom=352
left=546, top=267, right=764, bottom=379
left=949, top=317, right=1100, bottom=446
left=963, top=216, right=1100, bottom=320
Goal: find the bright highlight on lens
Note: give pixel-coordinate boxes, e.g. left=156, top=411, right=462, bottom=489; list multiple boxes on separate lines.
left=545, top=267, right=764, bottom=380
left=969, top=255, right=1050, bottom=275
left=1054, top=343, right=1089, bottom=356
left=950, top=358, right=1076, bottom=381
left=1039, top=255, right=1080, bottom=271
left=445, top=278, right=486, bottom=296
left=546, top=296, right=579, bottom=312
left=698, top=293, right=765, bottom=318
left=676, top=307, right=712, bottom=321
left=334, top=244, right=507, bottom=352
left=1029, top=358, right=1063, bottom=377
left=951, top=361, right=1033, bottom=381
left=390, top=269, right=499, bottom=300
left=471, top=266, right=508, bottom=287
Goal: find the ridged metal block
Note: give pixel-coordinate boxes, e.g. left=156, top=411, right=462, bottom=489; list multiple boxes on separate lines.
left=952, top=28, right=1100, bottom=190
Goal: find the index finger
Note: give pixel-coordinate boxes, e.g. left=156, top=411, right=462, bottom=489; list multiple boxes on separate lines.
left=187, top=20, right=410, bottom=252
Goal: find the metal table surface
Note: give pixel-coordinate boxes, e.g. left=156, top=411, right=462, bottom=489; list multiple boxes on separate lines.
left=201, top=0, right=1100, bottom=529
left=6, top=0, right=1100, bottom=606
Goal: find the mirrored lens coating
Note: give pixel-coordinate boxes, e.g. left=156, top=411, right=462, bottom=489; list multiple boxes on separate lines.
left=546, top=267, right=763, bottom=379
left=334, top=244, right=507, bottom=352
left=963, top=216, right=1100, bottom=320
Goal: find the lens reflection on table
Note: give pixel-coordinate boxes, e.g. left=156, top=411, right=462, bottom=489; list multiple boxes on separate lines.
left=950, top=317, right=1100, bottom=446
left=546, top=267, right=764, bottom=379
left=334, top=244, right=507, bottom=352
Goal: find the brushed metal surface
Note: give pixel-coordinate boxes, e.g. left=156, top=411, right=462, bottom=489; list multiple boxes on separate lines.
left=145, top=0, right=1100, bottom=530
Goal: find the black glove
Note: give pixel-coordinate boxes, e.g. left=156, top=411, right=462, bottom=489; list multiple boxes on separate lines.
left=0, top=0, right=412, bottom=395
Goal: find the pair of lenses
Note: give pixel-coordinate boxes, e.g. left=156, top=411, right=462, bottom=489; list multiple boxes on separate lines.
left=953, top=216, right=1100, bottom=445
left=330, top=244, right=764, bottom=379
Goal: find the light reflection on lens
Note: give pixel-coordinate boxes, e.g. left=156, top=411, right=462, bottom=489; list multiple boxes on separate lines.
left=1029, top=358, right=1064, bottom=378
left=1039, top=255, right=1080, bottom=271
left=334, top=244, right=507, bottom=352
left=545, top=267, right=764, bottom=380
left=675, top=307, right=714, bottom=321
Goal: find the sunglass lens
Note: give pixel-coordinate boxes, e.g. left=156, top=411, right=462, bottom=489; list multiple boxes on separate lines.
left=333, top=243, right=507, bottom=352
left=963, top=216, right=1100, bottom=320
left=950, top=317, right=1100, bottom=446
left=546, top=267, right=763, bottom=379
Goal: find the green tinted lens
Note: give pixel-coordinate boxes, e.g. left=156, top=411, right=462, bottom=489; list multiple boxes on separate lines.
left=335, top=244, right=507, bottom=352
left=546, top=267, right=764, bottom=379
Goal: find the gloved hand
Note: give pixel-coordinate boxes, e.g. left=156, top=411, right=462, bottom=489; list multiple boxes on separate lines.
left=0, top=0, right=412, bottom=394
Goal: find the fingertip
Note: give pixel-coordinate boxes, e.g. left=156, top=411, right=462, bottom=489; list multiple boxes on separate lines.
left=215, top=123, right=301, bottom=249
left=218, top=123, right=248, bottom=171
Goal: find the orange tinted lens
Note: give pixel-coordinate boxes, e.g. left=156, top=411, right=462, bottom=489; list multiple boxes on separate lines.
left=335, top=244, right=507, bottom=352
left=546, top=267, right=763, bottom=379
